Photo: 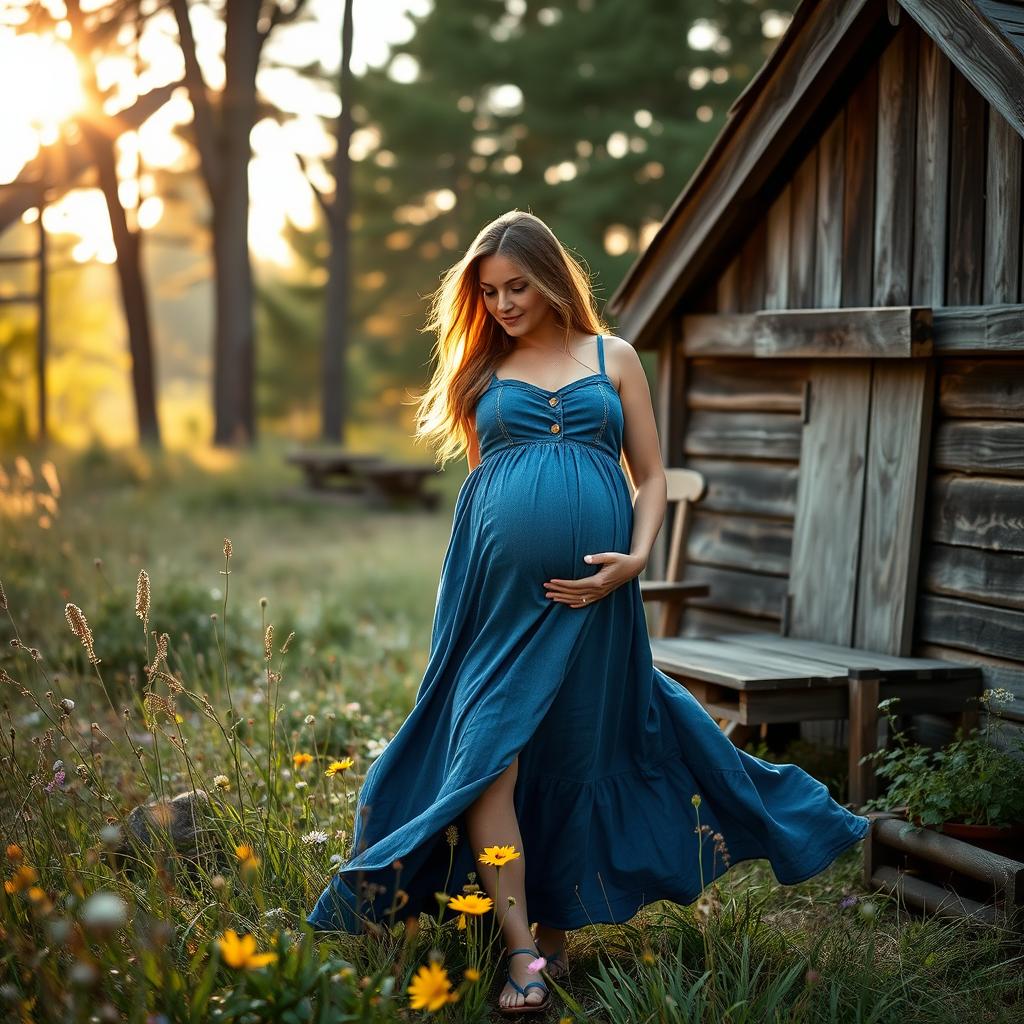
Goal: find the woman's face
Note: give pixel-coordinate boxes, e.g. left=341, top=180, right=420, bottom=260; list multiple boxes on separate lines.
left=478, top=253, right=548, bottom=335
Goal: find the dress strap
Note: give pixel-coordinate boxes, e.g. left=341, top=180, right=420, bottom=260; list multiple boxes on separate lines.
left=596, top=334, right=605, bottom=374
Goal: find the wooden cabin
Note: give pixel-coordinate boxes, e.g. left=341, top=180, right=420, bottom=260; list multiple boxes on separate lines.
left=608, top=0, right=1024, bottom=754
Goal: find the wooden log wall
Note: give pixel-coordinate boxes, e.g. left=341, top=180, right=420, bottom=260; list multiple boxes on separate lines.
left=672, top=19, right=1024, bottom=748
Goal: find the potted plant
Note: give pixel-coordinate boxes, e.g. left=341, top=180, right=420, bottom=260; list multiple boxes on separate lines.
left=861, top=689, right=1024, bottom=860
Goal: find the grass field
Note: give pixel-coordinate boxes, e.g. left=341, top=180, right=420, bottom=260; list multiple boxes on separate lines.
left=2, top=442, right=1022, bottom=1023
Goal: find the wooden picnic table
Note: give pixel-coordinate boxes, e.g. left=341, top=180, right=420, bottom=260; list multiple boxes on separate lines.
left=286, top=449, right=384, bottom=492
left=286, top=449, right=442, bottom=509
left=651, top=631, right=982, bottom=805
left=357, top=461, right=443, bottom=510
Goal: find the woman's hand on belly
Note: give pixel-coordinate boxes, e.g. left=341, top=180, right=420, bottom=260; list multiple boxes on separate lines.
left=543, top=551, right=646, bottom=608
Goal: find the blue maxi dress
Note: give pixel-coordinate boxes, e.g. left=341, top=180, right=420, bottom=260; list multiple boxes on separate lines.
left=307, top=334, right=871, bottom=934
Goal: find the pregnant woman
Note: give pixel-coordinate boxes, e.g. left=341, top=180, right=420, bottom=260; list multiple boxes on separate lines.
left=307, top=210, right=870, bottom=1015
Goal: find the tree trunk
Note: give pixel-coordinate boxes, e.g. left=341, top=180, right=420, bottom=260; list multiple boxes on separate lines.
left=213, top=2, right=260, bottom=446
left=86, top=127, right=162, bottom=446
left=320, top=0, right=355, bottom=443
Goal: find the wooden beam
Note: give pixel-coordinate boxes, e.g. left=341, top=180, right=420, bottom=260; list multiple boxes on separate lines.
left=899, top=0, right=1024, bottom=143
left=682, top=306, right=933, bottom=358
left=854, top=361, right=935, bottom=655
left=788, top=364, right=872, bottom=646
left=932, top=304, right=1024, bottom=352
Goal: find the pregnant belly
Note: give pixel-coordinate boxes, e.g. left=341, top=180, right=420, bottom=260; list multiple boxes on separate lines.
left=476, top=443, right=632, bottom=582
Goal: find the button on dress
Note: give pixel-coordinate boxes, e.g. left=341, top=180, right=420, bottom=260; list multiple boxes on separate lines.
left=307, top=334, right=870, bottom=933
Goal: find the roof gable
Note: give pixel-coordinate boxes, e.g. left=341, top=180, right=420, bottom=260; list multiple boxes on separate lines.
left=609, top=0, right=1024, bottom=349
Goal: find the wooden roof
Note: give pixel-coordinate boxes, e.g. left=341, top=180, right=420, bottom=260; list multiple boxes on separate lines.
left=608, top=0, right=1024, bottom=350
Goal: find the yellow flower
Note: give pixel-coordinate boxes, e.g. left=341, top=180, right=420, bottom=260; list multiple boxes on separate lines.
left=217, top=929, right=278, bottom=970
left=407, top=959, right=456, bottom=1012
left=6, top=844, right=23, bottom=862
left=641, top=947, right=656, bottom=965
left=4, top=865, right=38, bottom=894
left=464, top=967, right=480, bottom=982
left=478, top=844, right=521, bottom=867
left=456, top=913, right=466, bottom=930
left=325, top=757, right=354, bottom=776
left=447, top=892, right=494, bottom=916
left=234, top=845, right=261, bottom=876
left=292, top=752, right=314, bottom=769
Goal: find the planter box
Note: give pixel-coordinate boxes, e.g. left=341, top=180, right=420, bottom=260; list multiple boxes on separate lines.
left=864, top=812, right=1024, bottom=931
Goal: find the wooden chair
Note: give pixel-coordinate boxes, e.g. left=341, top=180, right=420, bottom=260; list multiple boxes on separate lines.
left=639, top=468, right=711, bottom=638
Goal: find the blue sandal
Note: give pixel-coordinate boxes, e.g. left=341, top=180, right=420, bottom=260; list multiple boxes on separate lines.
left=535, top=941, right=566, bottom=978
left=498, top=947, right=551, bottom=1015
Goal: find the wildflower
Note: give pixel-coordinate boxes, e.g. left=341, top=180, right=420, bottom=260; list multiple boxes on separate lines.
left=223, top=538, right=233, bottom=559
left=691, top=794, right=701, bottom=808
left=100, top=825, right=121, bottom=848
left=478, top=844, right=520, bottom=867
left=280, top=631, right=295, bottom=654
left=527, top=955, right=546, bottom=973
left=292, top=752, right=313, bottom=769
left=301, top=830, right=330, bottom=846
left=456, top=913, right=466, bottom=929
left=217, top=929, right=277, bottom=970
left=263, top=907, right=289, bottom=927
left=235, top=845, right=260, bottom=873
left=304, top=714, right=316, bottom=725
left=367, top=736, right=389, bottom=757
left=264, top=625, right=273, bottom=661
left=295, top=780, right=308, bottom=790
left=4, top=864, right=38, bottom=893
left=839, top=894, right=858, bottom=909
left=447, top=892, right=494, bottom=916
left=325, top=758, right=354, bottom=776
left=407, top=959, right=456, bottom=1012
left=213, top=775, right=231, bottom=792
left=7, top=844, right=23, bottom=862
left=79, top=891, right=128, bottom=931
left=44, top=768, right=66, bottom=794
left=641, top=947, right=655, bottom=965
left=445, top=824, right=458, bottom=847
left=64, top=603, right=100, bottom=665
left=464, top=967, right=480, bottom=982
left=59, top=698, right=74, bottom=714
left=135, top=570, right=150, bottom=627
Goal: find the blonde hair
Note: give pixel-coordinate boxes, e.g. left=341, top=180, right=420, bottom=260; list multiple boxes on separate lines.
left=413, top=210, right=608, bottom=469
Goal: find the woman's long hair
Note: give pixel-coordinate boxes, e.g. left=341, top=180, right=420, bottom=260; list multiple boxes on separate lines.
left=413, top=210, right=608, bottom=469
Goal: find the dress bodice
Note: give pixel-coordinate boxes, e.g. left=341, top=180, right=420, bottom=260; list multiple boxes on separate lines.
left=475, top=334, right=624, bottom=466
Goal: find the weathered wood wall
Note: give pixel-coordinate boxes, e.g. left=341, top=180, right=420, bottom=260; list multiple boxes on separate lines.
left=670, top=20, right=1024, bottom=747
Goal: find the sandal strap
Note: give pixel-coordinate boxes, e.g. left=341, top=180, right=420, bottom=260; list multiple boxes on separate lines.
left=506, top=976, right=548, bottom=997
left=504, top=946, right=549, bottom=1001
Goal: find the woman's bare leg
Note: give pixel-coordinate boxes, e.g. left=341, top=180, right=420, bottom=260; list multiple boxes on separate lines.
left=465, top=755, right=546, bottom=1010
left=533, top=921, right=569, bottom=977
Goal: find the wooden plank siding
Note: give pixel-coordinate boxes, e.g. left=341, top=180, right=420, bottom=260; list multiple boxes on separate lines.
left=665, top=18, right=1024, bottom=746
